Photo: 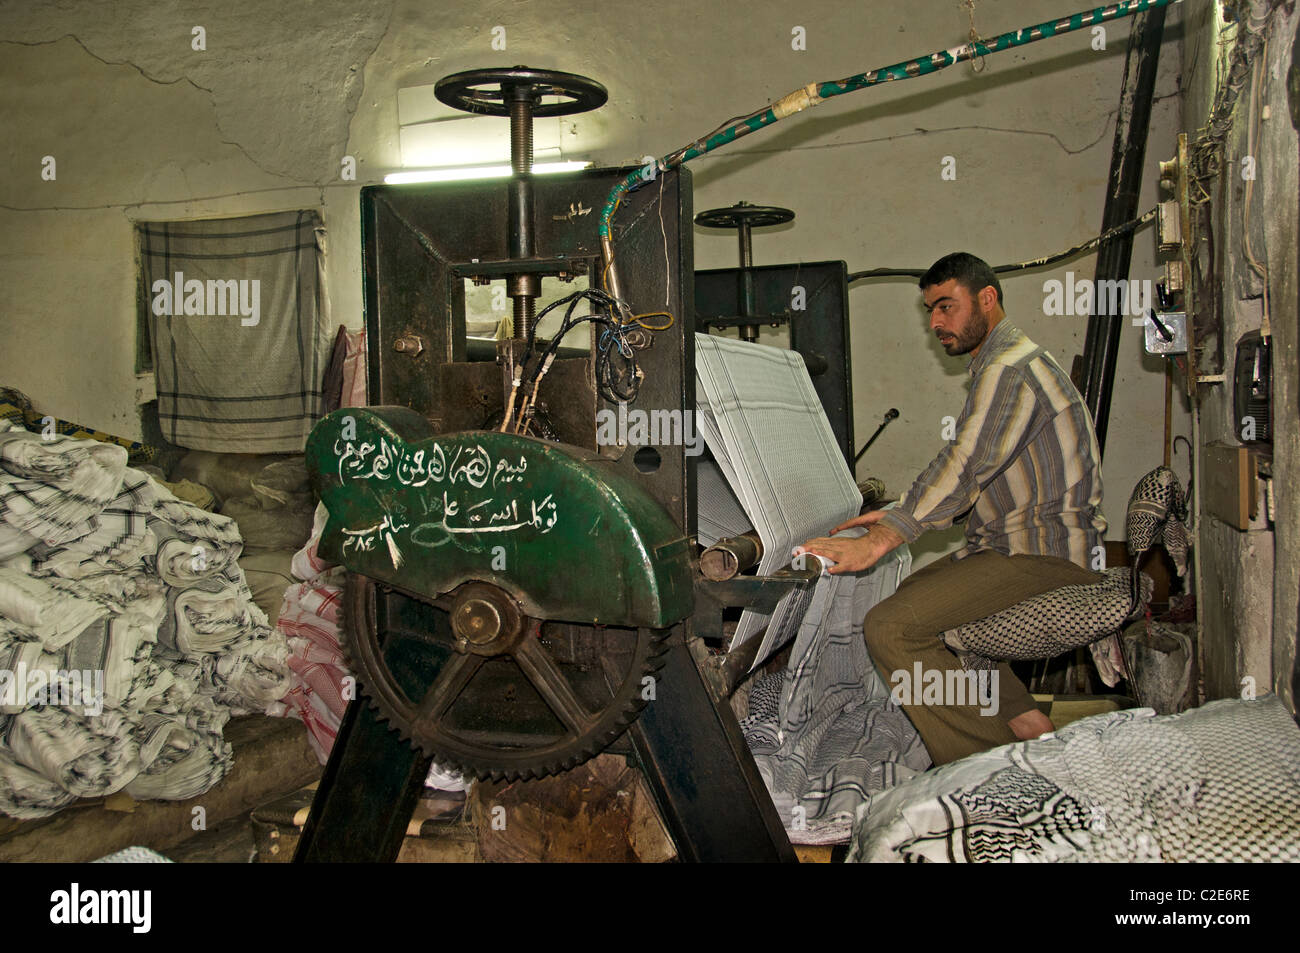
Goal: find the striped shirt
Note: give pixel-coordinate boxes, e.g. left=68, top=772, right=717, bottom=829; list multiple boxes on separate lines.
left=876, top=320, right=1105, bottom=566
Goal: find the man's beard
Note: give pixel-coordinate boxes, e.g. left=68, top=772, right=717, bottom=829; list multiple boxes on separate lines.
left=941, top=303, right=990, bottom=356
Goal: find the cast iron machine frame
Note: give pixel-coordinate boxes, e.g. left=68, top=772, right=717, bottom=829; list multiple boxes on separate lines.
left=294, top=67, right=808, bottom=863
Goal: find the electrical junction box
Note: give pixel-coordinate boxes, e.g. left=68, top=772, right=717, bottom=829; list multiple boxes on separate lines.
left=1157, top=199, right=1182, bottom=251
left=1203, top=442, right=1258, bottom=531
left=1144, top=311, right=1187, bottom=355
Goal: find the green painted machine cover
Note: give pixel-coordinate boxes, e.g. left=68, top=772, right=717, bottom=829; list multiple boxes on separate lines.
left=305, top=407, right=694, bottom=628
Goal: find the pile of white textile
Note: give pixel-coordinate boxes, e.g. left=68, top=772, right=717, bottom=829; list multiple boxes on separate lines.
left=0, top=420, right=290, bottom=818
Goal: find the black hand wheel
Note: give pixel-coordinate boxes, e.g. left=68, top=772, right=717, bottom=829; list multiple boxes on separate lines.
left=434, top=66, right=608, bottom=117
left=695, top=202, right=795, bottom=230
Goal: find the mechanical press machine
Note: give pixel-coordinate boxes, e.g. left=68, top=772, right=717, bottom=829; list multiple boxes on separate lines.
left=293, top=67, right=849, bottom=863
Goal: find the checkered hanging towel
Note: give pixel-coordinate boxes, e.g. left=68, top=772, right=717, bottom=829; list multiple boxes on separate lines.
left=140, top=210, right=326, bottom=453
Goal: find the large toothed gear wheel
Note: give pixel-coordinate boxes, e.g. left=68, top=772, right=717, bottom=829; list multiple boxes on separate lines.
left=307, top=409, right=694, bottom=781
left=343, top=574, right=671, bottom=781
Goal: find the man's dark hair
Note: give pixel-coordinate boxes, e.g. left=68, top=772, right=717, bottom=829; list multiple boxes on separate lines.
left=919, top=252, right=1003, bottom=307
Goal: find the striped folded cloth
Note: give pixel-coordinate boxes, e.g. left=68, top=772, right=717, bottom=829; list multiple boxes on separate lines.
left=157, top=567, right=263, bottom=655
left=152, top=524, right=240, bottom=589
left=27, top=471, right=155, bottom=577
left=124, top=710, right=233, bottom=801
left=52, top=600, right=165, bottom=712
left=138, top=648, right=204, bottom=715
left=0, top=566, right=108, bottom=649
left=200, top=635, right=291, bottom=714
left=0, top=424, right=127, bottom=550
left=0, top=745, right=77, bottom=818
left=3, top=706, right=140, bottom=800
left=0, top=638, right=55, bottom=715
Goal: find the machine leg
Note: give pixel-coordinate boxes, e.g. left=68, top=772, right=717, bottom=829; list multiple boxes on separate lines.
left=627, top=632, right=797, bottom=862
left=294, top=588, right=437, bottom=863
left=293, top=697, right=432, bottom=862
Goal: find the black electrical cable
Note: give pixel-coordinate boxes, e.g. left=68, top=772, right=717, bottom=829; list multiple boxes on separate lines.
left=523, top=289, right=595, bottom=368
left=516, top=287, right=642, bottom=405
left=844, top=208, right=1156, bottom=284
left=366, top=206, right=644, bottom=404
left=525, top=290, right=612, bottom=362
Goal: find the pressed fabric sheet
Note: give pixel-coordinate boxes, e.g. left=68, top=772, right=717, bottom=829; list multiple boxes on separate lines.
left=691, top=334, right=925, bottom=842
left=694, top=334, right=862, bottom=665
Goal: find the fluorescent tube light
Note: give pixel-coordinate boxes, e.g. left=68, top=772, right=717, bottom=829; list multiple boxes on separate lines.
left=384, top=160, right=592, bottom=185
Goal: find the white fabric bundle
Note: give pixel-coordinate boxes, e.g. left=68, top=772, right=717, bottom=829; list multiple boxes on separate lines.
left=0, top=639, right=57, bottom=715
left=159, top=575, right=262, bottom=654
left=154, top=536, right=238, bottom=589
left=27, top=472, right=154, bottom=575
left=199, top=634, right=291, bottom=714
left=0, top=746, right=76, bottom=818
left=0, top=422, right=290, bottom=819
left=0, top=424, right=127, bottom=549
left=124, top=709, right=232, bottom=801
left=150, top=487, right=242, bottom=581
left=0, top=566, right=107, bottom=648
left=138, top=650, right=204, bottom=715
left=4, top=706, right=141, bottom=800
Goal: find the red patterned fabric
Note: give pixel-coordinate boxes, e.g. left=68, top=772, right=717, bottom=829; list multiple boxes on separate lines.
left=340, top=328, right=367, bottom=409
left=271, top=499, right=351, bottom=763
left=274, top=580, right=349, bottom=763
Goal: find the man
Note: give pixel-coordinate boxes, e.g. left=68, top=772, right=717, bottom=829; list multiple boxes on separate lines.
left=797, top=252, right=1106, bottom=765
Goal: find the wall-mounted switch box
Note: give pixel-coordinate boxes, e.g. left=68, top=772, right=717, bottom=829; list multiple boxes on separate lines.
left=1163, top=259, right=1185, bottom=293
left=1144, top=311, right=1187, bottom=355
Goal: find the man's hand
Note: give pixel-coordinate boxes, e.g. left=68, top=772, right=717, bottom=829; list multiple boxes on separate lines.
left=829, top=509, right=888, bottom=535
left=795, top=519, right=905, bottom=575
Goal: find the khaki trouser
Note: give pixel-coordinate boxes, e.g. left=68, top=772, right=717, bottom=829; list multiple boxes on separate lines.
left=864, top=549, right=1102, bottom=766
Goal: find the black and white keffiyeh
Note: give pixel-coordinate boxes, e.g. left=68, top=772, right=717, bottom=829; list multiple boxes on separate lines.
left=742, top=542, right=930, bottom=844
left=849, top=696, right=1300, bottom=863
left=940, top=467, right=1188, bottom=686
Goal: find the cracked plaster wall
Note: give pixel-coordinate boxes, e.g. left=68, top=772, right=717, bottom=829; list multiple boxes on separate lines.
left=1, top=0, right=1188, bottom=568
left=1181, top=0, right=1298, bottom=712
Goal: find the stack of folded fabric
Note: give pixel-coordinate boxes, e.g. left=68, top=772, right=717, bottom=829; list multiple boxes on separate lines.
left=0, top=420, right=290, bottom=819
